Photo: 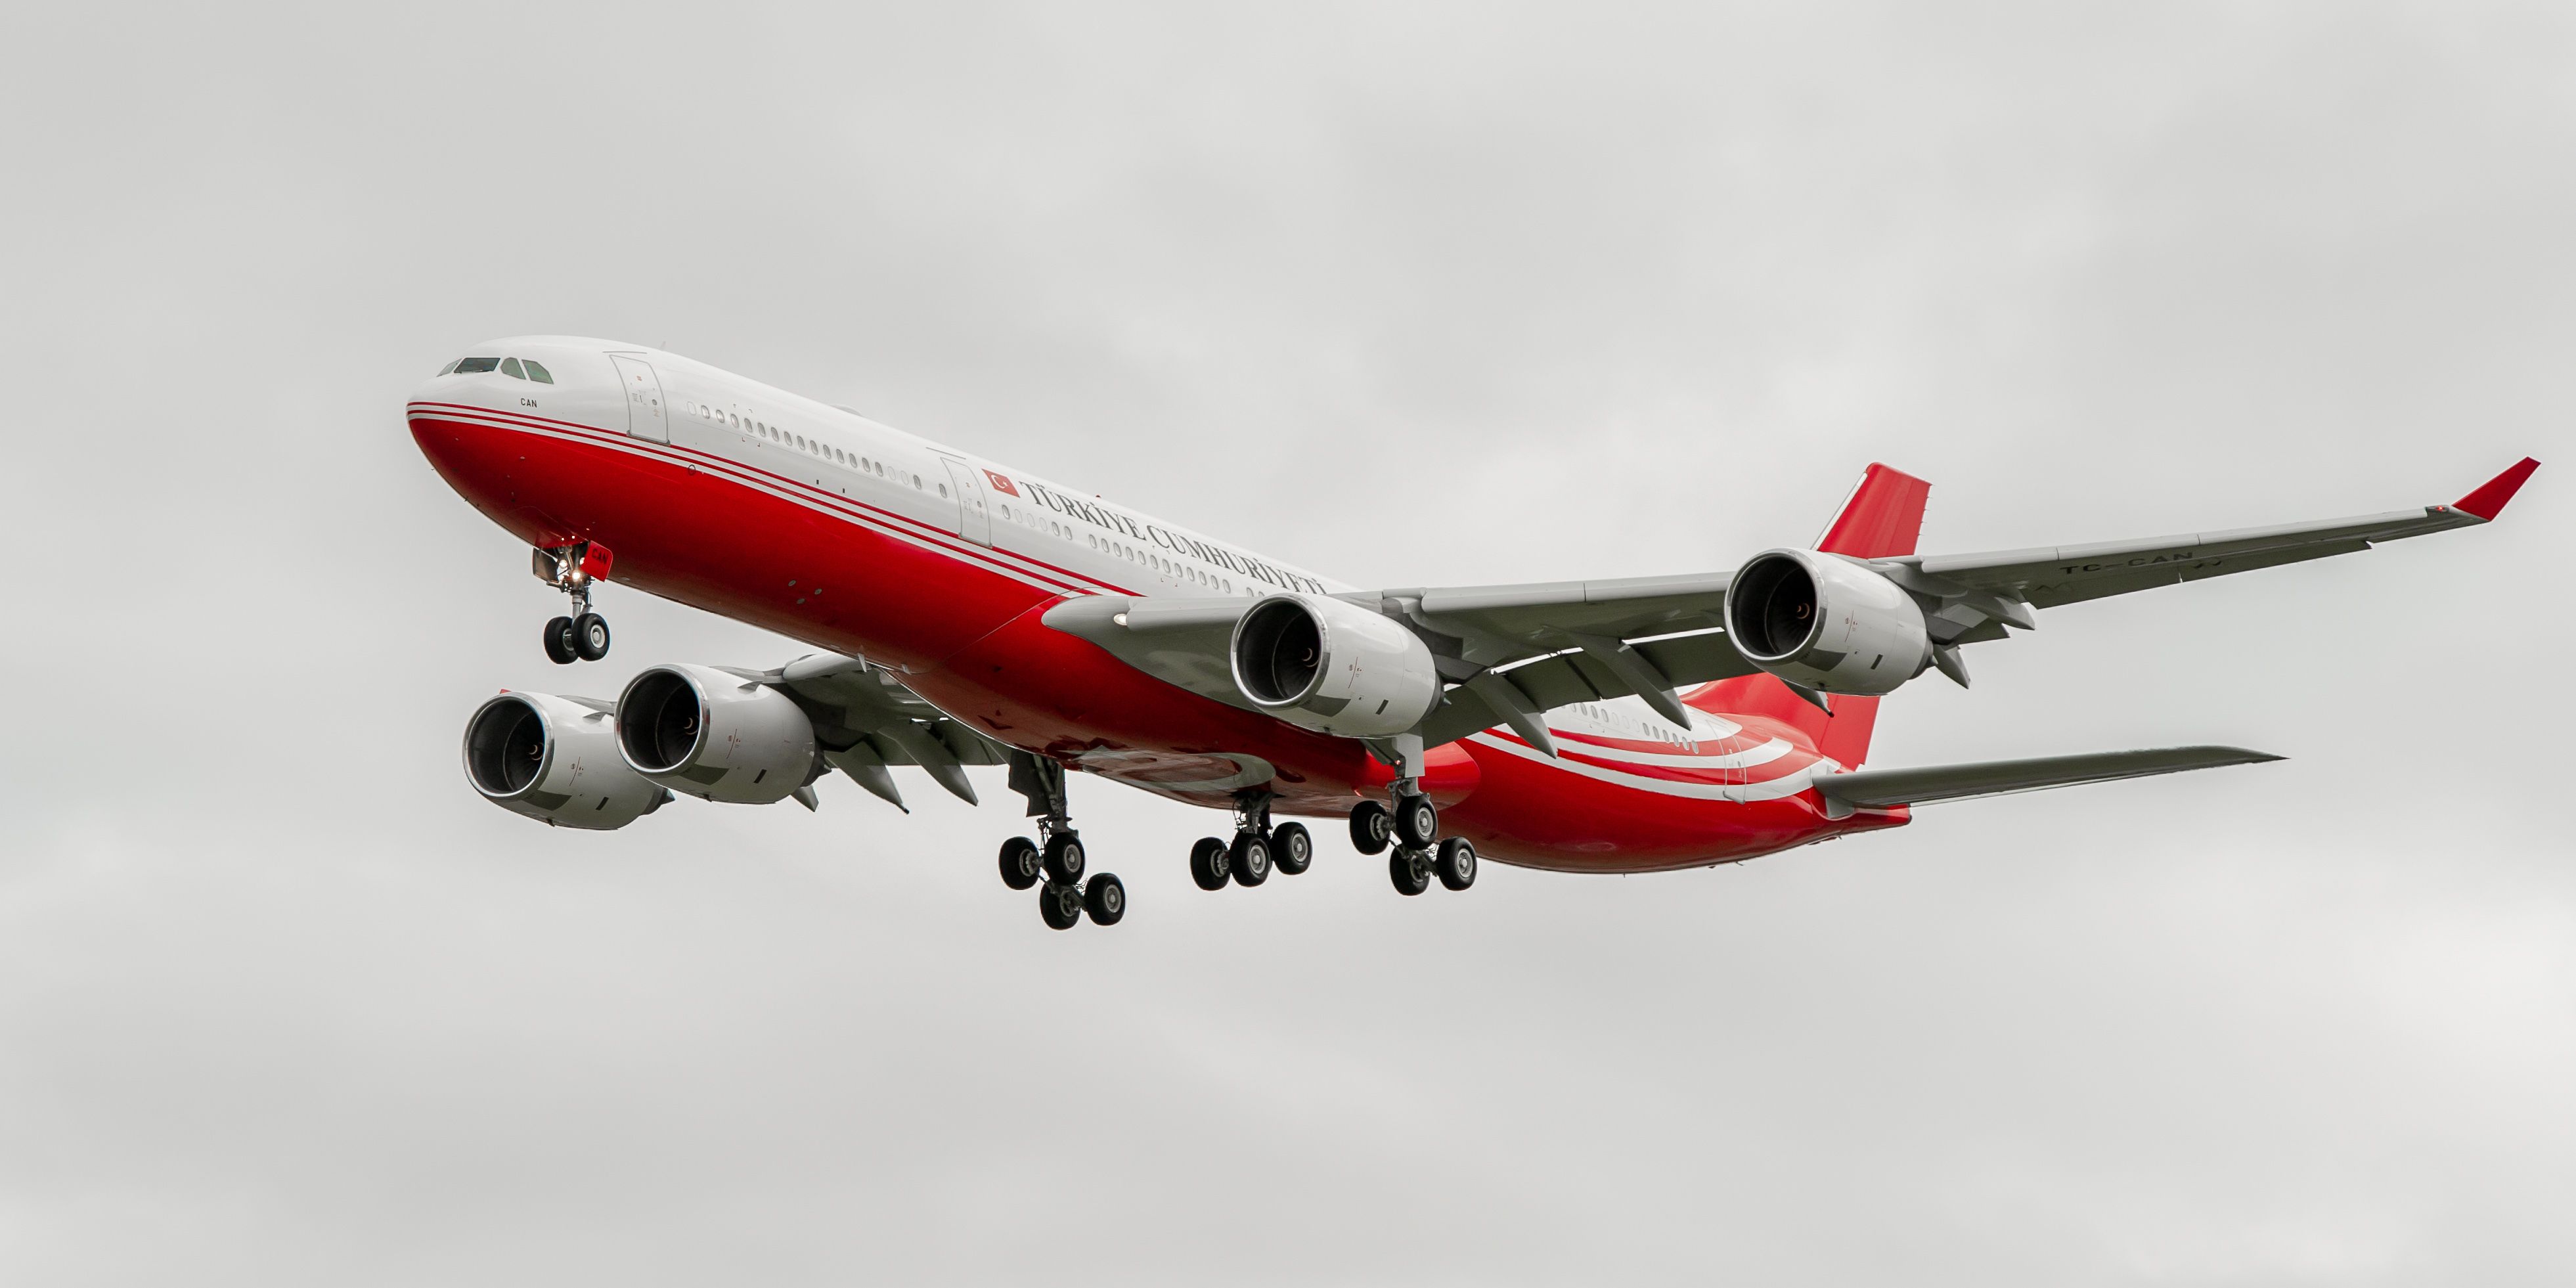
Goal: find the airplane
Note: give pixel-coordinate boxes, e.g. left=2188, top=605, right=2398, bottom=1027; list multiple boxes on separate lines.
left=412, top=337, right=2541, bottom=930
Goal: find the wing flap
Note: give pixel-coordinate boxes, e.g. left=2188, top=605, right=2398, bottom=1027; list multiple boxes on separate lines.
left=1813, top=744, right=2282, bottom=816
left=1414, top=629, right=1762, bottom=748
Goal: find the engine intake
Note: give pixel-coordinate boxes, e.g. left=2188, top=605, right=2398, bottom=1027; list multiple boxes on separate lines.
left=1724, top=549, right=1933, bottom=696
left=615, top=664, right=820, bottom=804
left=462, top=691, right=669, bottom=829
left=1230, top=594, right=1440, bottom=739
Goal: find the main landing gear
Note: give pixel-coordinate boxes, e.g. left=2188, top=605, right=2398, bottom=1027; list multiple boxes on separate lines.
left=535, top=542, right=614, bottom=665
left=1189, top=790, right=1314, bottom=893
left=1000, top=752, right=1124, bottom=930
left=1352, top=786, right=1475, bottom=898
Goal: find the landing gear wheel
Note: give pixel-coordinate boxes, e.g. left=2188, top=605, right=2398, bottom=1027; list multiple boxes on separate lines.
left=1388, top=847, right=1432, bottom=897
left=1394, top=794, right=1439, bottom=849
left=998, top=836, right=1042, bottom=891
left=1230, top=832, right=1272, bottom=887
left=1189, top=837, right=1231, bottom=891
left=1038, top=881, right=1082, bottom=930
left=1350, top=801, right=1392, bottom=855
left=1082, top=873, right=1126, bottom=925
left=571, top=611, right=611, bottom=661
left=1270, top=822, right=1313, bottom=876
left=543, top=616, right=578, bottom=665
left=1435, top=837, right=1478, bottom=891
left=1042, top=833, right=1086, bottom=884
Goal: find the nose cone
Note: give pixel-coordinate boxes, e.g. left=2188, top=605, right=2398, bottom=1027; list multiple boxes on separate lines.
left=407, top=338, right=629, bottom=551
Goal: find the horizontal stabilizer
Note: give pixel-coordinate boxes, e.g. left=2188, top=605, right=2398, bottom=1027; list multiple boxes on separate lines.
left=1813, top=745, right=2281, bottom=818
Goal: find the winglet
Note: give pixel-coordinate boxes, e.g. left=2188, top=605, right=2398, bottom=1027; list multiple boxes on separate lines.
left=2451, top=457, right=2541, bottom=521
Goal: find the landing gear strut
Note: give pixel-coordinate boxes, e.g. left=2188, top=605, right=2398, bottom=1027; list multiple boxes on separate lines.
left=1188, top=790, right=1314, bottom=894
left=1002, top=751, right=1124, bottom=929
left=535, top=543, right=614, bottom=664
left=1371, top=771, right=1475, bottom=897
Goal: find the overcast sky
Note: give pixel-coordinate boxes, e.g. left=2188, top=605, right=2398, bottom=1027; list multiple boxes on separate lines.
left=3, top=3, right=2571, bottom=1283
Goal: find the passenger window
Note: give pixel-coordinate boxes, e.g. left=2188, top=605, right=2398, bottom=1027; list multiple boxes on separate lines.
left=522, top=360, right=553, bottom=384
left=500, top=358, right=526, bottom=379
left=938, top=483, right=948, bottom=497
left=454, top=356, right=500, bottom=374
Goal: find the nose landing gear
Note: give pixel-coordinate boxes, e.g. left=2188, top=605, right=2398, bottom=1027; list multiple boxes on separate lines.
left=535, top=543, right=614, bottom=665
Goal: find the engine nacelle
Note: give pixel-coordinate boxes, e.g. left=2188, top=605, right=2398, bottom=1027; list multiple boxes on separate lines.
left=615, top=664, right=820, bottom=804
left=1724, top=549, right=1934, bottom=696
left=462, top=691, right=671, bottom=830
left=1230, top=594, right=1441, bottom=739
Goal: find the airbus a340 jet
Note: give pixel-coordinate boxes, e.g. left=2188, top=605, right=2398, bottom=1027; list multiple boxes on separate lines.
left=413, top=338, right=2539, bottom=929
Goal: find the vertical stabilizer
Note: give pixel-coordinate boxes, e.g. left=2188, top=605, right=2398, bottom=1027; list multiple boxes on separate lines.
left=1814, top=462, right=1932, bottom=559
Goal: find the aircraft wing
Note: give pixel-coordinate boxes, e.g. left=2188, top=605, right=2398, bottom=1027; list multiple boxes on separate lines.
left=1878, top=457, right=2541, bottom=613
left=1811, top=745, right=2282, bottom=818
left=1043, top=457, right=2538, bottom=759
left=732, top=652, right=1011, bottom=811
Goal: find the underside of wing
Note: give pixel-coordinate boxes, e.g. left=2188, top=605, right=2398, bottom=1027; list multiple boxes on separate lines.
left=738, top=653, right=1011, bottom=811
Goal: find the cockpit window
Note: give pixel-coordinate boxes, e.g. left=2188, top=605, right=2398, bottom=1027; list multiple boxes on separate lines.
left=453, top=356, right=501, bottom=374
left=500, top=358, right=526, bottom=379
left=438, top=359, right=460, bottom=375
left=522, top=359, right=553, bottom=384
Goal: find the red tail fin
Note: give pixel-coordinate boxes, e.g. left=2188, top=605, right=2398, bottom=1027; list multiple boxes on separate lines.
left=1815, top=462, right=1931, bottom=558
left=1697, top=464, right=1930, bottom=768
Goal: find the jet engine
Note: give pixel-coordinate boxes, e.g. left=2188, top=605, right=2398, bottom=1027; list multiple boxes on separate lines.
left=1724, top=549, right=1934, bottom=696
left=615, top=663, right=820, bottom=804
left=463, top=691, right=671, bottom=829
left=1230, top=594, right=1441, bottom=739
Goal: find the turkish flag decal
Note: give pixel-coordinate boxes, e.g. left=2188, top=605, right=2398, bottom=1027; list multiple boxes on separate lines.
left=983, top=470, right=1020, bottom=497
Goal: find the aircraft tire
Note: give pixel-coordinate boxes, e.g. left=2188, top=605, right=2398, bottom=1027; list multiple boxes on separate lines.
left=1038, top=881, right=1082, bottom=930
left=1230, top=832, right=1271, bottom=887
left=998, top=836, right=1042, bottom=891
left=1082, top=873, right=1126, bottom=925
left=1435, top=837, right=1478, bottom=891
left=1388, top=847, right=1431, bottom=897
left=1270, top=822, right=1313, bottom=876
left=1349, top=801, right=1392, bottom=856
left=543, top=616, right=579, bottom=665
left=1394, top=795, right=1438, bottom=849
left=572, top=611, right=611, bottom=661
left=1042, top=833, right=1086, bottom=884
left=1189, top=837, right=1231, bottom=891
